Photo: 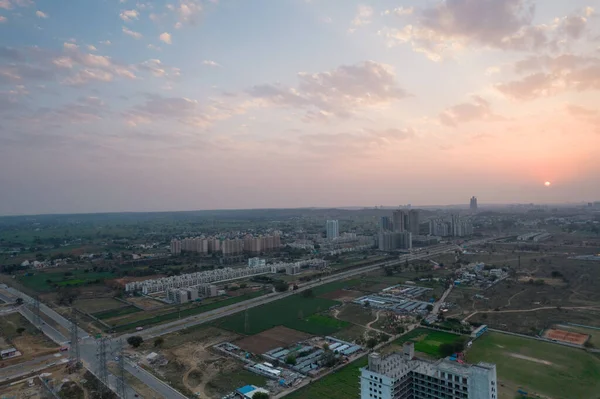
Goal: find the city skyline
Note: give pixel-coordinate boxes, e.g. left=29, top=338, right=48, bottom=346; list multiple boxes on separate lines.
left=1, top=0, right=599, bottom=215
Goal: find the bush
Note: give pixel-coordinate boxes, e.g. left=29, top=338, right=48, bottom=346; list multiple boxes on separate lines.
left=127, top=336, right=144, bottom=348
left=285, top=354, right=297, bottom=365
left=154, top=337, right=164, bottom=347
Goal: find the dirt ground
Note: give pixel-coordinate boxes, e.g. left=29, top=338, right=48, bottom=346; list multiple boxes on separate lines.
left=543, top=328, right=589, bottom=345
left=319, top=289, right=364, bottom=301
left=74, top=297, right=124, bottom=313
left=235, top=326, right=312, bottom=354
left=0, top=313, right=58, bottom=366
left=127, top=296, right=166, bottom=310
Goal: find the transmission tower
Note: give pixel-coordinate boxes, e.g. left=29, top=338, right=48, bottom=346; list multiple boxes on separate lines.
left=116, top=339, right=128, bottom=399
left=69, top=309, right=81, bottom=368
left=96, top=337, right=110, bottom=395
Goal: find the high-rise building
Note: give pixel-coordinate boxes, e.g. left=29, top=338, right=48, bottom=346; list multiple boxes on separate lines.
left=408, top=209, right=420, bottom=235
left=378, top=231, right=412, bottom=251
left=392, top=210, right=406, bottom=232
left=380, top=216, right=393, bottom=232
left=170, top=239, right=181, bottom=255
left=360, top=343, right=498, bottom=399
left=470, top=196, right=478, bottom=211
left=326, top=220, right=339, bottom=240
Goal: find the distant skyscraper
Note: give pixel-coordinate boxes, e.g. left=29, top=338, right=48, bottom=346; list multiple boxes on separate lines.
left=470, top=196, right=478, bottom=211
left=408, top=209, right=420, bottom=235
left=392, top=210, right=406, bottom=232
left=380, top=216, right=393, bottom=232
left=326, top=220, right=339, bottom=240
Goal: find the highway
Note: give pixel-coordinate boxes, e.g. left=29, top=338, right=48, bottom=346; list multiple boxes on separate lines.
left=0, top=236, right=503, bottom=398
left=128, top=237, right=502, bottom=340
left=1, top=286, right=188, bottom=399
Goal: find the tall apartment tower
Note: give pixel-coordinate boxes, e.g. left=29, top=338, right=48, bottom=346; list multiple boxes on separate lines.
left=470, top=196, right=478, bottom=211
left=326, top=220, right=339, bottom=240
left=392, top=210, right=406, bottom=232
left=408, top=209, right=420, bottom=235
left=361, top=343, right=498, bottom=399
left=380, top=216, right=393, bottom=232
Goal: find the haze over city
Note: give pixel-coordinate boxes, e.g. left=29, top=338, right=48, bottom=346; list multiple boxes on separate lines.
left=1, top=0, right=599, bottom=215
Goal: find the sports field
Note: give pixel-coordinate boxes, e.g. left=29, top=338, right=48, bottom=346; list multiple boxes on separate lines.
left=467, top=332, right=600, bottom=399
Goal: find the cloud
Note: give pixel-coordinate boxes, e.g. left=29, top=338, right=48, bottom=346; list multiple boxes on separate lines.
left=35, top=10, right=48, bottom=18
left=380, top=0, right=593, bottom=60
left=566, top=104, right=600, bottom=133
left=122, top=93, right=247, bottom=128
left=122, top=26, right=143, bottom=39
left=496, top=54, right=600, bottom=100
left=120, top=9, right=139, bottom=22
left=202, top=60, right=220, bottom=67
left=0, top=0, right=33, bottom=10
left=0, top=45, right=139, bottom=87
left=439, top=96, right=502, bottom=127
left=0, top=16, right=6, bottom=23
left=247, top=61, right=409, bottom=121
left=87, top=45, right=97, bottom=52
left=100, top=40, right=112, bottom=46
left=351, top=5, right=373, bottom=27
left=159, top=32, right=172, bottom=44
left=167, top=0, right=203, bottom=27
left=383, top=7, right=414, bottom=16
left=138, top=59, right=181, bottom=78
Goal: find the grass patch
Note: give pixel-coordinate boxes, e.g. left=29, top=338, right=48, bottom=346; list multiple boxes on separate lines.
left=286, top=357, right=368, bottom=399
left=112, top=291, right=265, bottom=333
left=390, top=328, right=464, bottom=358
left=312, top=279, right=361, bottom=296
left=213, top=295, right=342, bottom=335
left=467, top=332, right=600, bottom=399
left=19, top=270, right=115, bottom=292
left=93, top=306, right=141, bottom=320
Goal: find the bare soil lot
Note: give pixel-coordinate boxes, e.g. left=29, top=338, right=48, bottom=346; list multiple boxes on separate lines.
left=74, top=297, right=124, bottom=313
left=0, top=313, right=58, bottom=365
left=235, top=326, right=312, bottom=354
left=320, top=289, right=364, bottom=301
left=127, top=296, right=166, bottom=310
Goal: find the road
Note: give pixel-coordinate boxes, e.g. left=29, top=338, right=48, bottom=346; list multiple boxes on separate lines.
left=0, top=236, right=504, bottom=397
left=128, top=236, right=503, bottom=340
left=1, top=286, right=188, bottom=399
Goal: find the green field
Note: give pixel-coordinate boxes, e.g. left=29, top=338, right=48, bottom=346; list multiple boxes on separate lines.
left=213, top=294, right=345, bottom=335
left=467, top=332, right=600, bottom=399
left=93, top=306, right=141, bottom=320
left=312, top=279, right=362, bottom=296
left=286, top=357, right=368, bottom=399
left=19, top=270, right=115, bottom=291
left=112, top=291, right=265, bottom=332
left=390, top=328, right=464, bottom=358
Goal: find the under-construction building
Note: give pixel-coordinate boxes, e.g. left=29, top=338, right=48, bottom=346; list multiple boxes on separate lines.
left=360, top=343, right=497, bottom=399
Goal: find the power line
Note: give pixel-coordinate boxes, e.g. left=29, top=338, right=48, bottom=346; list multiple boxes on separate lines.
left=96, top=336, right=110, bottom=396
left=69, top=308, right=81, bottom=369
left=116, top=339, right=128, bottom=399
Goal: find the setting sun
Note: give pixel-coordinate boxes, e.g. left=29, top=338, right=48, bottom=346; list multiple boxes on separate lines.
left=545, top=181, right=552, bottom=187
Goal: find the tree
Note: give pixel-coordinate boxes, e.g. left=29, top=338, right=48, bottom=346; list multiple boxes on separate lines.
left=367, top=338, right=378, bottom=349
left=396, top=325, right=405, bottom=334
left=16, top=327, right=26, bottom=335
left=154, top=337, right=164, bottom=347
left=426, top=304, right=433, bottom=312
left=322, top=343, right=329, bottom=351
left=253, top=393, right=269, bottom=399
left=439, top=343, right=455, bottom=357
left=285, top=354, right=297, bottom=365
left=274, top=281, right=289, bottom=292
left=127, top=336, right=144, bottom=348
left=15, top=297, right=24, bottom=305
left=57, top=287, right=79, bottom=306
left=320, top=350, right=337, bottom=367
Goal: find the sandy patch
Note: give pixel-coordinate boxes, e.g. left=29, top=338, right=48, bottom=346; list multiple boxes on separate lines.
left=510, top=353, right=552, bottom=366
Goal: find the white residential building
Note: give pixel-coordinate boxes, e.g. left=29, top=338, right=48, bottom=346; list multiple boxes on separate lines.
left=360, top=343, right=497, bottom=399
left=326, top=220, right=340, bottom=240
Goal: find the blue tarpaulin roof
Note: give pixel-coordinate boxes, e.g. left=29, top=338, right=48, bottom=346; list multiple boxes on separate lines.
left=237, top=385, right=255, bottom=394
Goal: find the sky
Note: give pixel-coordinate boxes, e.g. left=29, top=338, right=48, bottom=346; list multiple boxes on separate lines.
left=1, top=0, right=599, bottom=215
